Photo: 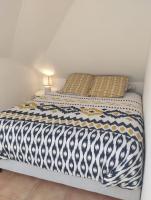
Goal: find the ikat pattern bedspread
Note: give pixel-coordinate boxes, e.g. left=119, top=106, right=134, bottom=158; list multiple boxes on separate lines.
left=0, top=92, right=144, bottom=189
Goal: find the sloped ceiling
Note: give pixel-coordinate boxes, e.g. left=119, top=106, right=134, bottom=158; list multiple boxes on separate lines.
left=0, top=0, right=73, bottom=62
left=45, top=0, right=151, bottom=81
left=0, top=0, right=21, bottom=57
left=12, top=0, right=73, bottom=64
left=0, top=0, right=151, bottom=82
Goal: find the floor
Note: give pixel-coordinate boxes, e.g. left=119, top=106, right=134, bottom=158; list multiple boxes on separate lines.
left=0, top=170, right=119, bottom=200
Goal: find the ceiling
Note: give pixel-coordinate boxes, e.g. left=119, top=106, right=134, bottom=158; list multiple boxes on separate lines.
left=0, top=0, right=151, bottom=81
left=0, top=0, right=73, bottom=63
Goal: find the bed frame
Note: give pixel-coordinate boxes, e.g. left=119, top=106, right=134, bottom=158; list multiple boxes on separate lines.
left=0, top=159, right=141, bottom=200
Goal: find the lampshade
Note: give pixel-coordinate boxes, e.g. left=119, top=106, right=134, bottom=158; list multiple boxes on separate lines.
left=43, top=76, right=53, bottom=87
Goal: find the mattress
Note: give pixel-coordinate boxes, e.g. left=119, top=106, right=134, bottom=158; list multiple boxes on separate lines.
left=0, top=92, right=144, bottom=190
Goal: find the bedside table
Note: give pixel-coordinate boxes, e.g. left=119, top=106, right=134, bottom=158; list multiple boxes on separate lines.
left=35, top=90, right=45, bottom=97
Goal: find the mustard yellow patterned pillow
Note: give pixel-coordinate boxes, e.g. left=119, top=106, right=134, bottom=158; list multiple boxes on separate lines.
left=89, top=76, right=128, bottom=98
left=62, top=73, right=93, bottom=96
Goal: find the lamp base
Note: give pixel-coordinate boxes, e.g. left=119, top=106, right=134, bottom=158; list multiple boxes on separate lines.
left=44, top=87, right=51, bottom=95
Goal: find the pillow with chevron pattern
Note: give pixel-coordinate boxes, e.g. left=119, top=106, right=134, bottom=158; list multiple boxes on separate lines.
left=61, top=73, right=93, bottom=96
left=89, top=75, right=128, bottom=98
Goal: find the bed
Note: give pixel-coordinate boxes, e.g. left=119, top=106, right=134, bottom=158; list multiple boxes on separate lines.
left=0, top=92, right=144, bottom=200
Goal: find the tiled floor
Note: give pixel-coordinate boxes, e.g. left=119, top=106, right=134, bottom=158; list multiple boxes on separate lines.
left=0, top=170, right=119, bottom=200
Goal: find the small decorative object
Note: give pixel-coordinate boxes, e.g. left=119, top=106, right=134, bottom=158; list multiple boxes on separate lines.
left=43, top=75, right=53, bottom=94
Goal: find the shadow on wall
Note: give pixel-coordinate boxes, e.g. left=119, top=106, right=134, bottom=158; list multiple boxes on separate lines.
left=0, top=58, right=42, bottom=111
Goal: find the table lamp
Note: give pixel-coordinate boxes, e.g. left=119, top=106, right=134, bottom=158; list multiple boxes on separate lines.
left=43, top=75, right=53, bottom=94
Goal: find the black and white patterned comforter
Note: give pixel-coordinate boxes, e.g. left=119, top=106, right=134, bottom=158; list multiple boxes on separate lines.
left=0, top=92, right=144, bottom=189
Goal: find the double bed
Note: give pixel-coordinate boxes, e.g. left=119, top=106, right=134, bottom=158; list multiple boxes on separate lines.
left=0, top=92, right=144, bottom=200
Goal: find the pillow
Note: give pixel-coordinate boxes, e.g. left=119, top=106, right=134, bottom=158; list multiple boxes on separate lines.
left=61, top=73, right=93, bottom=96
left=89, top=76, right=128, bottom=98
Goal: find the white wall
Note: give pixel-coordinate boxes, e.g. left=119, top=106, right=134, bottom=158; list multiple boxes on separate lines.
left=0, top=0, right=75, bottom=109
left=0, top=58, right=42, bottom=111
left=0, top=0, right=74, bottom=63
left=0, top=0, right=21, bottom=57
left=141, top=49, right=151, bottom=200
left=0, top=0, right=150, bottom=109
left=44, top=0, right=151, bottom=82
left=0, top=0, right=150, bottom=85
left=12, top=0, right=74, bottom=64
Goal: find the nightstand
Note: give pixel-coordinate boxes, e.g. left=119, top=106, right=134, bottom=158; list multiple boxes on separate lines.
left=35, top=90, right=45, bottom=97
